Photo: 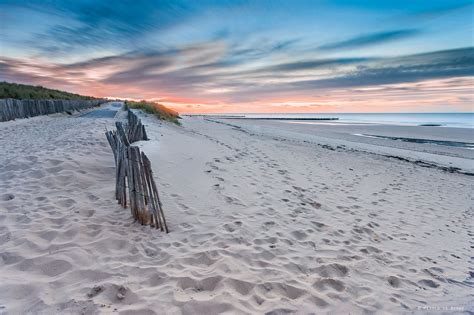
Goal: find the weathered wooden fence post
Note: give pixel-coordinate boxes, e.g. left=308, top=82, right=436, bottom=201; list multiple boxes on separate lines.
left=104, top=111, right=168, bottom=233
left=127, top=110, right=149, bottom=142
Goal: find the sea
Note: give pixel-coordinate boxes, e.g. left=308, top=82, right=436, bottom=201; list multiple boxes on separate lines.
left=221, top=113, right=474, bottom=129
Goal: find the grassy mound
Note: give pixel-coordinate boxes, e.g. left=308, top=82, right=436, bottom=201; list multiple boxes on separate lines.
left=125, top=100, right=180, bottom=125
left=0, top=81, right=96, bottom=100
left=1, top=82, right=181, bottom=125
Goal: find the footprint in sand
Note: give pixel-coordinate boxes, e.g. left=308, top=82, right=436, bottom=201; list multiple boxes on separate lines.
left=313, top=278, right=346, bottom=292
left=87, top=285, right=105, bottom=298
left=223, top=223, right=236, bottom=233
left=46, top=159, right=64, bottom=166
left=56, top=198, right=76, bottom=208
left=308, top=201, right=322, bottom=209
left=1, top=194, right=15, bottom=201
left=387, top=276, right=402, bottom=288
left=86, top=193, right=99, bottom=201
left=418, top=279, right=440, bottom=288
left=24, top=155, right=38, bottom=162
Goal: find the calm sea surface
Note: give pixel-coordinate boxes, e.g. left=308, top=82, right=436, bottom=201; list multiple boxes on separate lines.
left=223, top=113, right=474, bottom=128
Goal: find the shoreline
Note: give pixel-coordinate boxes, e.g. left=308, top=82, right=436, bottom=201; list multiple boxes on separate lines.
left=183, top=112, right=474, bottom=129
left=194, top=116, right=340, bottom=121
left=353, top=133, right=474, bottom=149
left=205, top=117, right=474, bottom=175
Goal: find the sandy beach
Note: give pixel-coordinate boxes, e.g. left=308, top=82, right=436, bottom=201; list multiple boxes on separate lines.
left=0, top=107, right=473, bottom=314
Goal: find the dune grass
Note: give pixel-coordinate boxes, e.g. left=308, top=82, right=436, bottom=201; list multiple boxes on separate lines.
left=1, top=82, right=181, bottom=125
left=0, top=81, right=96, bottom=100
left=125, top=100, right=181, bottom=125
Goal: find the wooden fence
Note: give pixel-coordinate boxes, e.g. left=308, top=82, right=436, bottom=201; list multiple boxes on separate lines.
left=105, top=117, right=168, bottom=232
left=127, top=109, right=148, bottom=142
left=0, top=98, right=105, bottom=122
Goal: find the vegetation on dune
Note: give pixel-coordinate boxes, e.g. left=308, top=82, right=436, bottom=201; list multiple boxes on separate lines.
left=125, top=100, right=181, bottom=125
left=1, top=82, right=181, bottom=125
left=0, top=81, right=96, bottom=100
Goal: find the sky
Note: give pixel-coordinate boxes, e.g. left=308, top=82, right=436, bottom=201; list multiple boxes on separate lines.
left=0, top=0, right=473, bottom=113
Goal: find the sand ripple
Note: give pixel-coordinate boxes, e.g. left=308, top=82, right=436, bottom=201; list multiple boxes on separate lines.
left=0, top=114, right=472, bottom=313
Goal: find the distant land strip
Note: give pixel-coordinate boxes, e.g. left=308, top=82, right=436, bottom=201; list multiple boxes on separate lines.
left=187, top=115, right=339, bottom=121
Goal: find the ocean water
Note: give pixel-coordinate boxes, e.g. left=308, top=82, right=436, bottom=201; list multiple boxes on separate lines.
left=234, top=113, right=474, bottom=128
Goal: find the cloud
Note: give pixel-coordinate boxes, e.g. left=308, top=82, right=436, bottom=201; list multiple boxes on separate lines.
left=318, top=29, right=420, bottom=51
left=4, top=0, right=258, bottom=56
left=409, top=2, right=473, bottom=20
left=30, top=0, right=195, bottom=53
left=2, top=0, right=199, bottom=55
left=268, top=39, right=300, bottom=52
left=255, top=57, right=371, bottom=72
left=1, top=0, right=472, bottom=112
left=2, top=39, right=473, bottom=104
left=221, top=47, right=474, bottom=101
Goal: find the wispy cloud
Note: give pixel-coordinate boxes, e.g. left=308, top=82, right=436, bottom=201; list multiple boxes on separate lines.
left=249, top=57, right=372, bottom=73
left=2, top=45, right=473, bottom=102
left=318, top=29, right=420, bottom=51
left=27, top=2, right=194, bottom=55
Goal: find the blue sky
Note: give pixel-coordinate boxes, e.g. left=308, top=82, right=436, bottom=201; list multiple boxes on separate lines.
left=0, top=0, right=473, bottom=112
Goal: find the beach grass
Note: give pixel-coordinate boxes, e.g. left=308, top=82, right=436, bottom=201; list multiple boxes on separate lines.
left=0, top=81, right=96, bottom=100
left=125, top=100, right=181, bottom=125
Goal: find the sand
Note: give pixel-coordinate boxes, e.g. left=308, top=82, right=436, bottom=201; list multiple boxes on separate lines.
left=0, top=107, right=472, bottom=314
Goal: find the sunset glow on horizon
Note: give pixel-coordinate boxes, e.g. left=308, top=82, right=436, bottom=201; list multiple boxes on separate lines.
left=1, top=1, right=473, bottom=113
